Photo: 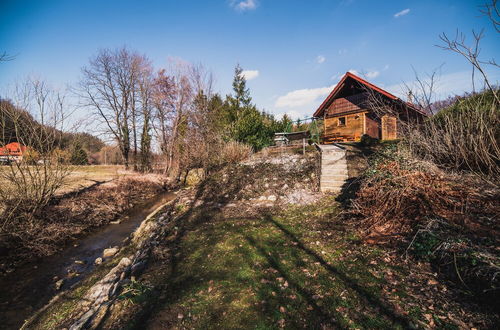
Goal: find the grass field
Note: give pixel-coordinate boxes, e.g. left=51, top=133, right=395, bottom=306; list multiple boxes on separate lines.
left=0, top=165, right=130, bottom=196
left=61, top=165, right=129, bottom=194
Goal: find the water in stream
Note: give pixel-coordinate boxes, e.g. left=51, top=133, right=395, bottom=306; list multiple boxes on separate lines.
left=0, top=191, right=175, bottom=329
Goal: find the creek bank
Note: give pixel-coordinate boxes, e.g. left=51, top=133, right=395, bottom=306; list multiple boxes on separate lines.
left=0, top=186, right=176, bottom=330
left=0, top=175, right=167, bottom=274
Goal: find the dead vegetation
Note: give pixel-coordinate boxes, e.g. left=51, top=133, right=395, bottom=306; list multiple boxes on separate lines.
left=349, top=144, right=500, bottom=306
left=0, top=175, right=164, bottom=273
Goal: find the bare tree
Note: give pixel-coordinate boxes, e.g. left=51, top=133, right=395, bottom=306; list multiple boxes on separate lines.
left=0, top=51, right=15, bottom=62
left=480, top=0, right=500, bottom=33
left=78, top=47, right=152, bottom=170
left=151, top=60, right=194, bottom=177
left=0, top=78, right=71, bottom=228
left=438, top=30, right=499, bottom=104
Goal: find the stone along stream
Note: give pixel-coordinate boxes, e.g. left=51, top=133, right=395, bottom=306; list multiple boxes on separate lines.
left=0, top=191, right=176, bottom=329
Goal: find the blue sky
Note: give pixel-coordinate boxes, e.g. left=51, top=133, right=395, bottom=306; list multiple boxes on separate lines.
left=1, top=0, right=499, bottom=120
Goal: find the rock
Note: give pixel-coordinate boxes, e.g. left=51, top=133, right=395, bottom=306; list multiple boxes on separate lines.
left=267, top=195, right=277, bottom=201
left=55, top=279, right=65, bottom=290
left=103, top=247, right=119, bottom=258
left=131, top=260, right=147, bottom=276
left=94, top=257, right=103, bottom=265
left=258, top=196, right=267, bottom=201
left=110, top=220, right=121, bottom=225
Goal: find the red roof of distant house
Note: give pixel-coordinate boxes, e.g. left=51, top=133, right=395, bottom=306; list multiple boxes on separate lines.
left=0, top=142, right=26, bottom=157
left=313, top=72, right=426, bottom=117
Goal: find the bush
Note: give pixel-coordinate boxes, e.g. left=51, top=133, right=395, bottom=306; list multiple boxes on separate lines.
left=360, top=134, right=379, bottom=147
left=220, top=141, right=252, bottom=165
left=351, top=146, right=500, bottom=299
left=403, top=90, right=500, bottom=179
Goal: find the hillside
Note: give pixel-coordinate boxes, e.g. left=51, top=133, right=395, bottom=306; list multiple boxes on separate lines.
left=25, top=150, right=498, bottom=329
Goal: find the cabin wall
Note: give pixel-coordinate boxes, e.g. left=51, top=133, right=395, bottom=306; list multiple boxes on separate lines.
left=324, top=111, right=365, bottom=141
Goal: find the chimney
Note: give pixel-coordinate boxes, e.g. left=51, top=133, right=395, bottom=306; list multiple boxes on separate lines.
left=407, top=91, right=414, bottom=103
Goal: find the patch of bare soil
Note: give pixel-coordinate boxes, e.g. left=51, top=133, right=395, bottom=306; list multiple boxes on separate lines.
left=0, top=174, right=166, bottom=273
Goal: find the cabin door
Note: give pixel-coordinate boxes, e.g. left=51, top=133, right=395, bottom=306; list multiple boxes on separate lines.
left=381, top=115, right=397, bottom=140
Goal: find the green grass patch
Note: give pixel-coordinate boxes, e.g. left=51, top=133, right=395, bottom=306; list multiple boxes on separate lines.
left=136, top=196, right=423, bottom=329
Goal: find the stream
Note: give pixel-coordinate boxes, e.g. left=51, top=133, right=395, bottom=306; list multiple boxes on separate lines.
left=0, top=191, right=176, bottom=329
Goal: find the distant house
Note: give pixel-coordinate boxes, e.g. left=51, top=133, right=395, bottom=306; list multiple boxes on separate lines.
left=314, top=72, right=427, bottom=143
left=0, top=142, right=27, bottom=163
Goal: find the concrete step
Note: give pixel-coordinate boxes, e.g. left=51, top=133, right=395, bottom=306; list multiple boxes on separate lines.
left=321, top=169, right=348, bottom=176
left=322, top=154, right=346, bottom=159
left=321, top=160, right=347, bottom=166
left=321, top=162, right=347, bottom=167
left=320, top=180, right=346, bottom=188
left=321, top=175, right=348, bottom=181
left=322, top=156, right=346, bottom=162
left=319, top=186, right=342, bottom=192
left=320, top=186, right=342, bottom=192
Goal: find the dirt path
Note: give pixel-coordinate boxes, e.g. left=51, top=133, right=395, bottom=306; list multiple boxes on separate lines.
left=0, top=191, right=175, bottom=330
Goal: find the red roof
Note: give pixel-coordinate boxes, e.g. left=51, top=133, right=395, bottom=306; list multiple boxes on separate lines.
left=314, top=72, right=425, bottom=117
left=0, top=142, right=26, bottom=157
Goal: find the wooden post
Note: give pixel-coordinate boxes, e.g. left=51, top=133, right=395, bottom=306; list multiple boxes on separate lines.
left=303, top=138, right=306, bottom=155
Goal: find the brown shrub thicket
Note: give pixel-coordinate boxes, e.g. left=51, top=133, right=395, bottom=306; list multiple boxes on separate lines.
left=352, top=160, right=499, bottom=238
left=404, top=91, right=500, bottom=180
left=351, top=150, right=500, bottom=297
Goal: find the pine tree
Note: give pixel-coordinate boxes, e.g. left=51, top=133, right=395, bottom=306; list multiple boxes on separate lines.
left=70, top=142, right=88, bottom=165
left=231, top=64, right=252, bottom=109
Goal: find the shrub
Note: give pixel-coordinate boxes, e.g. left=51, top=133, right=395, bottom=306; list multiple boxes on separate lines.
left=403, top=90, right=500, bottom=180
left=360, top=134, right=379, bottom=147
left=220, top=141, right=252, bottom=165
left=351, top=146, right=500, bottom=299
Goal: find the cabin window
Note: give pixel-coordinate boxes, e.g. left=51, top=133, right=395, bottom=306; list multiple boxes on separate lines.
left=338, top=117, right=346, bottom=126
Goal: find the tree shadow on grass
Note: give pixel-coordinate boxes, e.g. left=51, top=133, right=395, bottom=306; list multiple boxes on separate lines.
left=258, top=212, right=413, bottom=329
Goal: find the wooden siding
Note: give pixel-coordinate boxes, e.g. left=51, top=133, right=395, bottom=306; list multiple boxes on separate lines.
left=324, top=111, right=365, bottom=142
left=381, top=115, right=397, bottom=140
left=364, top=113, right=380, bottom=139
left=326, top=93, right=367, bottom=117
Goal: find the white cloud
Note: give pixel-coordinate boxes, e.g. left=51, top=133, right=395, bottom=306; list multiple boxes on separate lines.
left=230, top=0, right=258, bottom=11
left=394, top=8, right=410, bottom=18
left=242, top=70, right=259, bottom=80
left=316, top=55, right=326, bottom=64
left=366, top=71, right=380, bottom=79
left=348, top=69, right=380, bottom=79
left=338, top=49, right=348, bottom=55
left=275, top=84, right=336, bottom=109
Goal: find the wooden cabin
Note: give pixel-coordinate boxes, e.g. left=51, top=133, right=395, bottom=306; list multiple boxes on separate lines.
left=313, top=72, right=426, bottom=143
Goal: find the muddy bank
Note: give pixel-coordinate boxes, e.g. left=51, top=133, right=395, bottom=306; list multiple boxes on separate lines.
left=0, top=176, right=166, bottom=274
left=0, top=190, right=176, bottom=329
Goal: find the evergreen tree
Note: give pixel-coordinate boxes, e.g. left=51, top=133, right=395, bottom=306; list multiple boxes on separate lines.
left=231, top=64, right=252, bottom=109
left=70, top=142, right=88, bottom=165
